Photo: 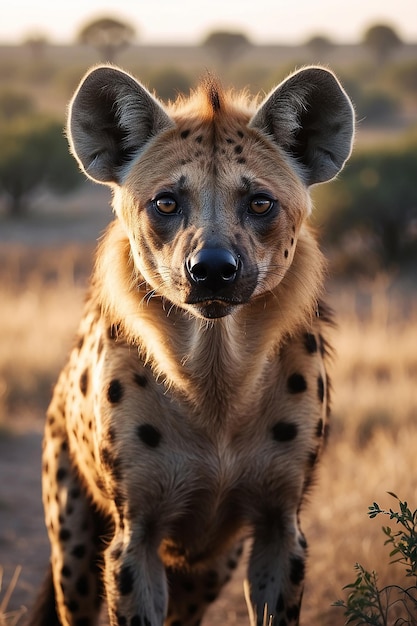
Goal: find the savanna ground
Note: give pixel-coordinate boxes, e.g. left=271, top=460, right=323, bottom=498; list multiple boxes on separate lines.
left=0, top=185, right=416, bottom=626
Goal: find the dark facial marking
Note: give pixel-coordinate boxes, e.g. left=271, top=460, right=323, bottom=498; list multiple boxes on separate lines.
left=287, top=373, right=307, bottom=394
left=133, top=373, right=147, bottom=387
left=304, top=333, right=318, bottom=354
left=180, top=129, right=190, bottom=139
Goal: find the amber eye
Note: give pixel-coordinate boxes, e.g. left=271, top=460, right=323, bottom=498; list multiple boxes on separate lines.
left=155, top=196, right=178, bottom=214
left=249, top=196, right=274, bottom=215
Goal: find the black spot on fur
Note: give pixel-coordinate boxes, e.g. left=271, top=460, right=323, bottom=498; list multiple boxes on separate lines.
left=299, top=534, right=308, bottom=550
left=237, top=157, right=246, bottom=164
left=70, top=487, right=81, bottom=499
left=77, top=336, right=84, bottom=350
left=133, top=373, right=147, bottom=387
left=116, top=615, right=127, bottom=626
left=287, top=373, right=307, bottom=394
left=316, top=418, right=324, bottom=437
left=137, top=424, right=161, bottom=448
left=237, top=130, right=244, bottom=138
left=204, top=570, right=219, bottom=588
left=56, top=467, right=67, bottom=482
left=180, top=129, right=190, bottom=139
left=226, top=137, right=234, bottom=144
left=318, top=376, right=325, bottom=403
left=204, top=592, right=218, bottom=603
left=227, top=558, right=238, bottom=569
left=234, top=145, right=243, bottom=154
left=284, top=249, right=289, bottom=259
left=61, top=565, right=72, bottom=578
left=117, top=565, right=134, bottom=595
left=59, top=528, right=72, bottom=541
left=171, top=621, right=183, bottom=626
left=276, top=593, right=284, bottom=612
left=308, top=450, right=319, bottom=468
left=182, top=579, right=196, bottom=593
left=72, top=544, right=86, bottom=559
left=97, top=337, right=104, bottom=356
left=188, top=604, right=199, bottom=615
left=304, top=333, right=318, bottom=354
left=107, top=379, right=124, bottom=404
left=66, top=599, right=79, bottom=613
left=130, top=617, right=142, bottom=626
left=290, top=556, right=305, bottom=585
left=286, top=604, right=300, bottom=621
left=272, top=422, right=298, bottom=442
left=76, top=575, right=89, bottom=596
left=79, top=369, right=88, bottom=396
left=75, top=619, right=91, bottom=626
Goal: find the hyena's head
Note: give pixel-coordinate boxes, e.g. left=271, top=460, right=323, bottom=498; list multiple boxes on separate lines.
left=68, top=66, right=354, bottom=319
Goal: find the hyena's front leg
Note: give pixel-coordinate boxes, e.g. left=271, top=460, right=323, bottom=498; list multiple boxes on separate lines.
left=42, top=408, right=108, bottom=626
left=246, top=512, right=307, bottom=626
left=104, top=524, right=168, bottom=626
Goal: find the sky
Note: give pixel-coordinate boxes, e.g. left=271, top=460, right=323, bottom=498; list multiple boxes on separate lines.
left=1, top=0, right=417, bottom=45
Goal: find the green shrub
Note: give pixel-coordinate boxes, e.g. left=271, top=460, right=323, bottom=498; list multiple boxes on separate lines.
left=335, top=494, right=417, bottom=625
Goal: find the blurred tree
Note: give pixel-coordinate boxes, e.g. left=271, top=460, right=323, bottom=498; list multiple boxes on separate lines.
left=363, top=24, right=402, bottom=64
left=0, top=90, right=35, bottom=121
left=77, top=16, right=136, bottom=63
left=306, top=34, right=334, bottom=59
left=314, top=139, right=417, bottom=268
left=147, top=67, right=192, bottom=101
left=202, top=30, right=251, bottom=66
left=23, top=32, right=49, bottom=60
left=0, top=116, right=82, bottom=217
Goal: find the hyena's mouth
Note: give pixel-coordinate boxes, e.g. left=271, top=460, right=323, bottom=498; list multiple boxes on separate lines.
left=186, top=297, right=245, bottom=320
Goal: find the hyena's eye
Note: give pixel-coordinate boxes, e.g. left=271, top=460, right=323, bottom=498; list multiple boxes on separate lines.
left=155, top=195, right=179, bottom=215
left=248, top=195, right=275, bottom=216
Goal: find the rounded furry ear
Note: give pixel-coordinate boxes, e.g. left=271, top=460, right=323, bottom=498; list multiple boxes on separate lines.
left=67, top=65, right=174, bottom=185
left=249, top=67, right=354, bottom=186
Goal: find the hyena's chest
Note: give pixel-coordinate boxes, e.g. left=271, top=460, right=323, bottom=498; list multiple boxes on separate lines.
left=63, top=320, right=306, bottom=538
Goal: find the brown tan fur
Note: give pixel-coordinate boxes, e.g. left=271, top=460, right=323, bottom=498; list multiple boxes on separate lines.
left=28, top=66, right=354, bottom=626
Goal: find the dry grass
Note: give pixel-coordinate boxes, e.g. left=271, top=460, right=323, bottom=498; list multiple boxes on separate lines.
left=0, top=244, right=416, bottom=625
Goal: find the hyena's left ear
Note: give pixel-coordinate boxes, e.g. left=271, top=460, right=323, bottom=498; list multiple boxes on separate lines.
left=249, top=67, right=354, bottom=186
left=68, top=65, right=174, bottom=185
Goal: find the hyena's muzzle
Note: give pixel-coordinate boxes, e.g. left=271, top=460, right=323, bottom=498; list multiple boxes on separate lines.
left=184, top=243, right=258, bottom=319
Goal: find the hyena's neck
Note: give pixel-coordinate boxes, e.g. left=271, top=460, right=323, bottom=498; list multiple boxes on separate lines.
left=94, top=221, right=325, bottom=412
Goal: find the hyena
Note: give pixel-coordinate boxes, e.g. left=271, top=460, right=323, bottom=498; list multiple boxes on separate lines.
left=28, top=65, right=354, bottom=626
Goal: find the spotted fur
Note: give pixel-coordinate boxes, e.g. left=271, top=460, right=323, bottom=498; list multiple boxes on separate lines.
left=28, top=65, right=354, bottom=626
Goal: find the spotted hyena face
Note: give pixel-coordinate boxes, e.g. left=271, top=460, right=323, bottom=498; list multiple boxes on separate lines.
left=69, top=68, right=353, bottom=319
left=115, top=103, right=310, bottom=320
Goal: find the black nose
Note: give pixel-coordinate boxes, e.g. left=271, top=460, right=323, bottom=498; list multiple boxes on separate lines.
left=186, top=248, right=240, bottom=292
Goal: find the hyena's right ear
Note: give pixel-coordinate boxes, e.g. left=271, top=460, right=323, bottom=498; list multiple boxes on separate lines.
left=68, top=66, right=174, bottom=185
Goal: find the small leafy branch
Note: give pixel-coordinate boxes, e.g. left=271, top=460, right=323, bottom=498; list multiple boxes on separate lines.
left=334, top=493, right=417, bottom=625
